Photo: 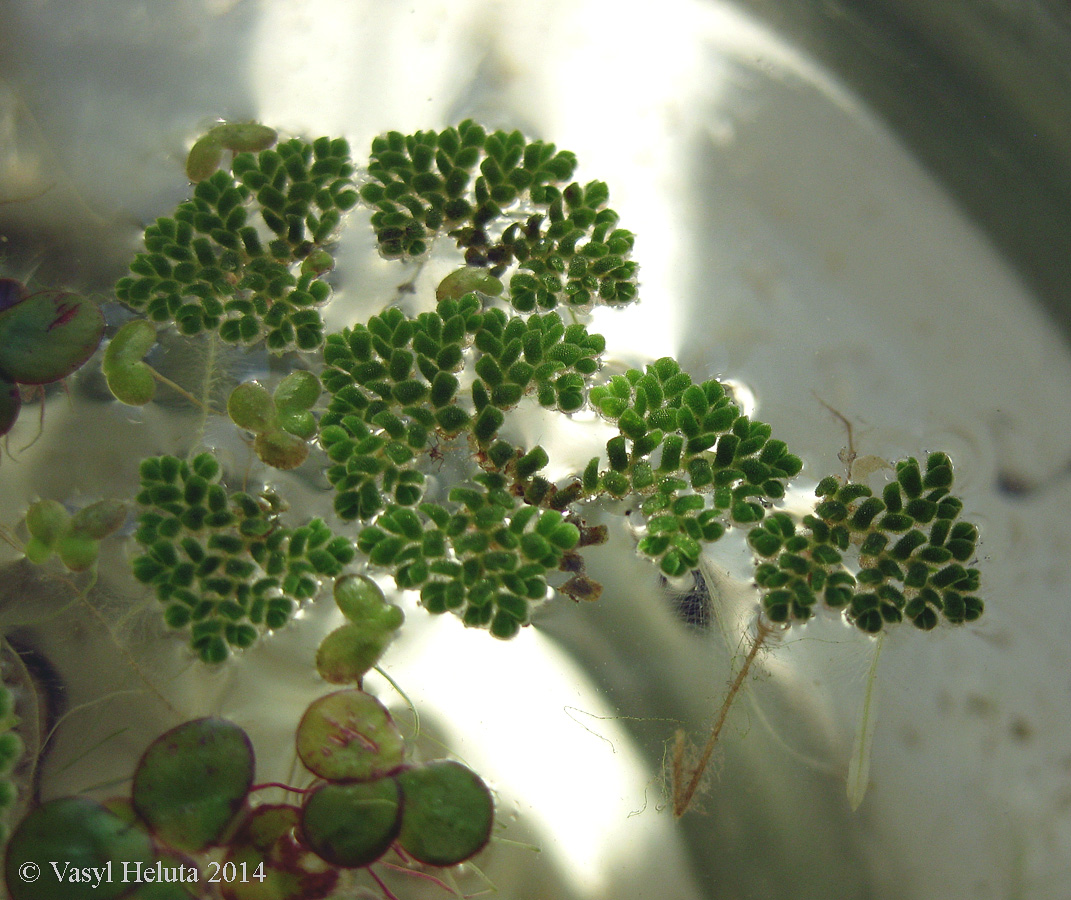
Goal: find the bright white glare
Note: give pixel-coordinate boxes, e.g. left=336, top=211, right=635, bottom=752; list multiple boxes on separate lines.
left=249, top=0, right=840, bottom=366
left=379, top=616, right=682, bottom=897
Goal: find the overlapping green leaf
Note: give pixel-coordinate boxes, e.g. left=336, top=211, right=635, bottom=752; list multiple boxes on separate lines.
left=588, top=358, right=800, bottom=576
left=361, top=122, right=637, bottom=311
left=748, top=454, right=983, bottom=632
left=117, top=136, right=355, bottom=351
left=132, top=453, right=355, bottom=661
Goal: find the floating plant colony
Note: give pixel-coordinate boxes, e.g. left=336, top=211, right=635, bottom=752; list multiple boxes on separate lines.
left=0, top=121, right=984, bottom=898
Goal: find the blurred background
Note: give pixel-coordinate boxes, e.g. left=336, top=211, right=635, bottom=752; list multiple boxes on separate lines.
left=1, top=1, right=1070, bottom=898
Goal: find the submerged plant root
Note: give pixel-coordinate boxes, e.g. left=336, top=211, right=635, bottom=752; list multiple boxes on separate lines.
left=672, top=617, right=773, bottom=817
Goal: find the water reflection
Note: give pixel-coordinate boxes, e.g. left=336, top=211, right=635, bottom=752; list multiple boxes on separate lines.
left=1, top=1, right=1070, bottom=898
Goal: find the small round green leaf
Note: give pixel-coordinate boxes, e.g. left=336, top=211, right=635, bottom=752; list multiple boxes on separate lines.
left=435, top=268, right=504, bottom=302
left=300, top=779, right=401, bottom=868
left=228, top=382, right=276, bottom=432
left=395, top=760, right=494, bottom=866
left=221, top=804, right=336, bottom=900
left=104, top=319, right=156, bottom=368
left=254, top=429, right=309, bottom=470
left=210, top=123, right=278, bottom=153
left=273, top=370, right=321, bottom=411
left=315, top=624, right=393, bottom=684
left=296, top=690, right=404, bottom=782
left=107, top=363, right=156, bottom=406
left=332, top=575, right=404, bottom=631
left=55, top=534, right=100, bottom=572
left=0, top=292, right=105, bottom=385
left=70, top=499, right=128, bottom=540
left=186, top=135, right=224, bottom=182
left=24, top=499, right=69, bottom=546
left=132, top=718, right=254, bottom=852
left=5, top=797, right=154, bottom=900
left=103, top=319, right=157, bottom=405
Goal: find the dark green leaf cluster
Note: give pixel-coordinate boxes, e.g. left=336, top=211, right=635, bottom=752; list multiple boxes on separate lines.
left=356, top=473, right=579, bottom=639
left=231, top=137, right=357, bottom=251
left=0, top=682, right=22, bottom=844
left=116, top=137, right=356, bottom=351
left=319, top=294, right=606, bottom=521
left=360, top=123, right=637, bottom=311
left=748, top=453, right=983, bottom=632
left=587, top=358, right=801, bottom=576
left=319, top=298, right=478, bottom=521
left=362, top=122, right=574, bottom=258
left=468, top=309, right=605, bottom=418
left=131, top=453, right=355, bottom=661
left=502, top=181, right=637, bottom=311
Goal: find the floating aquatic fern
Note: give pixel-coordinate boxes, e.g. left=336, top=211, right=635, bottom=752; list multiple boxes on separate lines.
left=0, top=682, right=22, bottom=845
left=131, top=453, right=355, bottom=662
left=672, top=452, right=983, bottom=816
left=4, top=121, right=989, bottom=897
left=748, top=453, right=982, bottom=632
left=116, top=132, right=356, bottom=351
left=361, top=121, right=637, bottom=313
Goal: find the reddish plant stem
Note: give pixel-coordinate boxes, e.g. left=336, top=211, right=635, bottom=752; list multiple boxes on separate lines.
left=250, top=781, right=311, bottom=795
left=369, top=868, right=403, bottom=900
left=380, top=863, right=456, bottom=893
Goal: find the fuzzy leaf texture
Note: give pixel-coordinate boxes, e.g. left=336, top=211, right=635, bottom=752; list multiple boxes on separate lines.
left=360, top=121, right=638, bottom=311
left=116, top=135, right=356, bottom=351
left=589, top=358, right=801, bottom=576
left=748, top=454, right=983, bottom=632
left=132, top=453, right=355, bottom=661
left=355, top=473, right=579, bottom=639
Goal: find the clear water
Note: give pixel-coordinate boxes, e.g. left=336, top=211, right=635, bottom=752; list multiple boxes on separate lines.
left=2, top=1, right=1070, bottom=898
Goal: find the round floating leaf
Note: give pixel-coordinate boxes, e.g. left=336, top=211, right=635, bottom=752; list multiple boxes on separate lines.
left=106, top=364, right=156, bottom=406
left=55, top=533, right=100, bottom=572
left=333, top=574, right=383, bottom=621
left=435, top=268, right=503, bottom=302
left=315, top=624, right=393, bottom=684
left=276, top=409, right=317, bottom=439
left=25, top=499, right=69, bottom=547
left=186, top=135, right=224, bottom=182
left=300, top=779, right=401, bottom=868
left=296, top=690, right=404, bottom=782
left=332, top=575, right=405, bottom=632
left=70, top=499, right=128, bottom=540
left=132, top=718, right=254, bottom=852
left=0, top=292, right=105, bottom=385
left=395, top=761, right=494, bottom=866
left=236, top=803, right=301, bottom=853
left=254, top=428, right=309, bottom=470
left=210, top=122, right=278, bottom=153
left=0, top=375, right=20, bottom=437
left=222, top=805, right=338, bottom=900
left=103, top=319, right=157, bottom=406
left=5, top=797, right=154, bottom=900
left=301, top=249, right=334, bottom=277
left=228, top=382, right=276, bottom=432
left=274, top=370, right=321, bottom=411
